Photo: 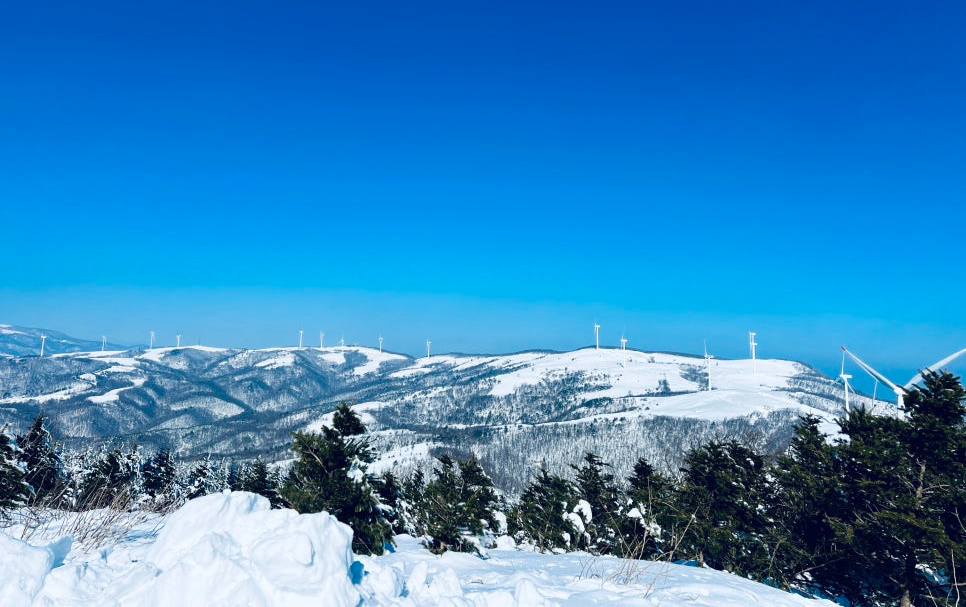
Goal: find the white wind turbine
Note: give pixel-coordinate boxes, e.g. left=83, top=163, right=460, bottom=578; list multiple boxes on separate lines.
left=749, top=332, right=758, bottom=375
left=149, top=331, right=155, bottom=350
left=594, top=323, right=600, bottom=350
left=426, top=340, right=431, bottom=359
left=379, top=335, right=383, bottom=353
left=101, top=335, right=106, bottom=352
left=842, top=346, right=905, bottom=409
left=40, top=334, right=47, bottom=358
left=704, top=340, right=713, bottom=392
left=176, top=334, right=181, bottom=348
left=839, top=349, right=853, bottom=412
left=340, top=335, right=345, bottom=348
left=320, top=331, right=325, bottom=350
left=904, top=348, right=966, bottom=389
left=620, top=335, right=627, bottom=351
left=299, top=330, right=303, bottom=349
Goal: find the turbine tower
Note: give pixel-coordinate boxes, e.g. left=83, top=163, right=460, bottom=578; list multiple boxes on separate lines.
left=149, top=331, right=155, bottom=350
left=620, top=335, right=627, bottom=351
left=379, top=335, right=383, bottom=353
left=101, top=335, right=106, bottom=352
left=426, top=340, right=431, bottom=359
left=40, top=334, right=46, bottom=358
left=749, top=332, right=758, bottom=375
left=704, top=340, right=713, bottom=391
left=176, top=334, right=181, bottom=348
left=594, top=323, right=601, bottom=350
left=319, top=332, right=325, bottom=350
left=299, top=330, right=303, bottom=349
left=839, top=350, right=852, bottom=412
left=340, top=335, right=345, bottom=348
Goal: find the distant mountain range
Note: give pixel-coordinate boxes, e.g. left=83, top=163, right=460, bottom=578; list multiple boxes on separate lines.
left=0, top=324, right=128, bottom=357
left=0, top=325, right=875, bottom=494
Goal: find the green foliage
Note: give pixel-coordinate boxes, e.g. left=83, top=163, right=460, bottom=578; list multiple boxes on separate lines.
left=422, top=454, right=501, bottom=554
left=239, top=459, right=285, bottom=508
left=0, top=425, right=30, bottom=513
left=281, top=405, right=391, bottom=555
left=672, top=439, right=772, bottom=576
left=511, top=465, right=578, bottom=552
left=571, top=452, right=623, bottom=554
left=16, top=415, right=62, bottom=505
left=79, top=445, right=141, bottom=508
left=143, top=448, right=177, bottom=506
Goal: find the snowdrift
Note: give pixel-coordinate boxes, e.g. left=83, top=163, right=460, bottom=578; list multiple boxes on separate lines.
left=1, top=492, right=834, bottom=606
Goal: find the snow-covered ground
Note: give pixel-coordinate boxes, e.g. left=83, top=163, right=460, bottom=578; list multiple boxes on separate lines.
left=1, top=492, right=834, bottom=606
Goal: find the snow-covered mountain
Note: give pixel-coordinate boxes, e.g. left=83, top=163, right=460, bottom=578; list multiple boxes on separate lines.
left=0, top=326, right=876, bottom=493
left=0, top=324, right=127, bottom=358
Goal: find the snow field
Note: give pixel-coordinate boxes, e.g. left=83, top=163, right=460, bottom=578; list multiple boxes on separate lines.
left=0, top=492, right=836, bottom=606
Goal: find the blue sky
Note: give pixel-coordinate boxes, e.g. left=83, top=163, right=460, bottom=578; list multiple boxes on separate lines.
left=1, top=1, right=964, bottom=385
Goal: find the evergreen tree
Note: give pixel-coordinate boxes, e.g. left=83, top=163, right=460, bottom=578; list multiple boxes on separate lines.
left=400, top=468, right=427, bottom=536
left=184, top=456, right=221, bottom=499
left=239, top=459, right=285, bottom=508
left=826, top=371, right=966, bottom=607
left=621, top=456, right=672, bottom=559
left=282, top=405, right=391, bottom=555
left=571, top=452, right=623, bottom=554
left=0, top=425, right=30, bottom=514
left=769, top=415, right=843, bottom=593
left=16, top=415, right=62, bottom=505
left=672, top=440, right=772, bottom=576
left=79, top=445, right=140, bottom=508
left=511, top=465, right=579, bottom=553
left=376, top=471, right=404, bottom=534
left=421, top=454, right=501, bottom=554
left=143, top=447, right=177, bottom=506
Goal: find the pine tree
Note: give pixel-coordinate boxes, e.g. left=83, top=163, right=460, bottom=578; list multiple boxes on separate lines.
left=826, top=371, right=966, bottom=606
left=400, top=468, right=427, bottom=536
left=0, top=425, right=30, bottom=514
left=571, top=452, right=623, bottom=554
left=769, top=415, right=843, bottom=593
left=621, top=456, right=671, bottom=559
left=672, top=439, right=772, bottom=576
left=239, top=459, right=285, bottom=508
left=421, top=454, right=501, bottom=554
left=143, top=448, right=178, bottom=508
left=16, top=415, right=62, bottom=505
left=79, top=445, right=141, bottom=508
left=511, top=465, right=579, bottom=552
left=282, top=404, right=391, bottom=555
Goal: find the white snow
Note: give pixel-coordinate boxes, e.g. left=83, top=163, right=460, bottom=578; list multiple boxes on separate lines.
left=255, top=351, right=298, bottom=370
left=0, top=493, right=836, bottom=606
left=87, top=378, right=147, bottom=404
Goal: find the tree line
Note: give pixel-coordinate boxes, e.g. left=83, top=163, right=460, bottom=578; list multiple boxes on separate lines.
left=2, top=371, right=964, bottom=606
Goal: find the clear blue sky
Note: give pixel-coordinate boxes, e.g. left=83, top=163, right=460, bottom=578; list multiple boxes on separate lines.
left=1, top=1, right=964, bottom=386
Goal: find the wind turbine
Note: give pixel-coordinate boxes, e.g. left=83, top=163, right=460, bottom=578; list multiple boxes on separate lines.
left=319, top=332, right=325, bottom=350
left=704, top=340, right=713, bottom=391
left=299, top=330, right=303, bottom=349
left=379, top=335, right=383, bottom=353
left=101, top=336, right=106, bottom=352
left=340, top=335, right=345, bottom=348
left=904, top=348, right=966, bottom=389
left=426, top=340, right=431, bottom=359
left=841, top=346, right=905, bottom=409
left=149, top=331, right=155, bottom=350
left=40, top=334, right=46, bottom=358
left=176, top=334, right=181, bottom=348
left=594, top=323, right=600, bottom=350
left=749, top=332, right=758, bottom=375
left=839, top=349, right=853, bottom=412
left=620, top=335, right=628, bottom=351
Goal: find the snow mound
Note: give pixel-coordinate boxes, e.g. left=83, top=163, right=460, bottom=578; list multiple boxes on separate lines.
left=31, top=492, right=360, bottom=606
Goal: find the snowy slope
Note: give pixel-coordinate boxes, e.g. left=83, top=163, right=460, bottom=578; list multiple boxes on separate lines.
left=0, top=492, right=835, bottom=606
